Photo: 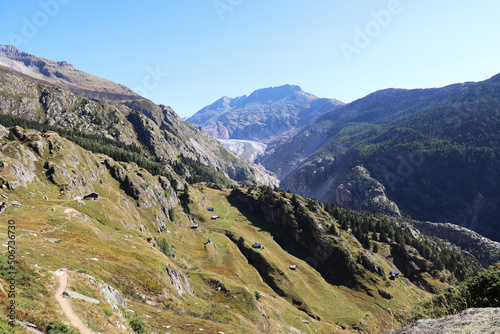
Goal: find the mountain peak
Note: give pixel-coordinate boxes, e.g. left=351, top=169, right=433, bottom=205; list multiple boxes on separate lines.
left=245, top=84, right=313, bottom=103
left=0, top=45, right=140, bottom=102
left=0, top=45, right=20, bottom=54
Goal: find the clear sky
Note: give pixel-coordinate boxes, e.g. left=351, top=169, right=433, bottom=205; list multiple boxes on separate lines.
left=1, top=0, right=500, bottom=118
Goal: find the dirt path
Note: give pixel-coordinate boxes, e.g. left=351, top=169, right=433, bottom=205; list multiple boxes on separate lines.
left=54, top=269, right=96, bottom=334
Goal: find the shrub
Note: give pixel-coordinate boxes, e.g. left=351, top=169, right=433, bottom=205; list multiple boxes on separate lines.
left=155, top=238, right=171, bottom=257
left=129, top=314, right=147, bottom=334
left=46, top=321, right=76, bottom=334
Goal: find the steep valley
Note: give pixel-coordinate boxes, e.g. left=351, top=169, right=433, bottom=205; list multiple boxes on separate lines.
left=0, top=44, right=499, bottom=334
left=0, top=125, right=494, bottom=333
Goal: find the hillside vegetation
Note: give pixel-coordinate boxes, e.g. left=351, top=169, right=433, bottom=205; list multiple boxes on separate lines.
left=0, top=126, right=492, bottom=333
left=261, top=74, right=500, bottom=241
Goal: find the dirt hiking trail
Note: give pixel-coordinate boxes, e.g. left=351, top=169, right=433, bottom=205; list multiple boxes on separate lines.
left=54, top=268, right=96, bottom=334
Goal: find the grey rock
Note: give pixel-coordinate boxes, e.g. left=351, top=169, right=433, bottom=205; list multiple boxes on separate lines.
left=100, top=283, right=127, bottom=310
left=63, top=290, right=100, bottom=304
left=386, top=308, right=500, bottom=334
left=165, top=266, right=193, bottom=296
left=378, top=289, right=393, bottom=299
left=28, top=140, right=45, bottom=156
left=412, top=221, right=500, bottom=268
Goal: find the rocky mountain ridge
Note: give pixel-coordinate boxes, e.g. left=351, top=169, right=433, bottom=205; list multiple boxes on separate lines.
left=0, top=45, right=278, bottom=187
left=0, top=45, right=140, bottom=102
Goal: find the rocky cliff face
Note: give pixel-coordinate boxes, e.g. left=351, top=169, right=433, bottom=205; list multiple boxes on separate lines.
left=282, top=161, right=401, bottom=217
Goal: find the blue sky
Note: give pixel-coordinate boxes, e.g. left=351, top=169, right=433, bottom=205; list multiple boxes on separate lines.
left=1, top=0, right=500, bottom=117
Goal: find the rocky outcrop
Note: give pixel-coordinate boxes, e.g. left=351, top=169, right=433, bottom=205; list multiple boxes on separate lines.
left=104, top=158, right=177, bottom=210
left=386, top=308, right=500, bottom=334
left=283, top=163, right=401, bottom=217
left=332, top=166, right=401, bottom=216
left=359, top=250, right=385, bottom=277
left=165, top=266, right=193, bottom=296
left=100, top=283, right=127, bottom=311
left=0, top=126, right=39, bottom=189
left=411, top=221, right=500, bottom=268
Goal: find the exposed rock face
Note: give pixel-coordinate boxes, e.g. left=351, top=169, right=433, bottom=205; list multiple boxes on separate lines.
left=411, top=221, right=500, bottom=268
left=386, top=308, right=500, bottom=334
left=283, top=164, right=401, bottom=217
left=165, top=266, right=193, bottom=296
left=0, top=126, right=39, bottom=189
left=104, top=158, right=176, bottom=210
left=359, top=250, right=385, bottom=277
left=100, top=283, right=127, bottom=310
left=332, top=166, right=401, bottom=216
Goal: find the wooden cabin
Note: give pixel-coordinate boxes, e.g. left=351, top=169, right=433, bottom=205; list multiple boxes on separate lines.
left=191, top=223, right=199, bottom=229
left=289, top=264, right=297, bottom=270
left=83, top=192, right=99, bottom=201
left=207, top=207, right=215, bottom=212
left=252, top=243, right=263, bottom=249
left=389, top=271, right=400, bottom=280
left=211, top=215, right=220, bottom=220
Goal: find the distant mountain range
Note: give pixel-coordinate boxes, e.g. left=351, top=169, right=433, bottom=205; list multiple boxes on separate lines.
left=187, top=85, right=344, bottom=144
left=191, top=76, right=500, bottom=242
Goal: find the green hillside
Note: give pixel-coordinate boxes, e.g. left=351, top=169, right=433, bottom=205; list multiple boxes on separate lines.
left=0, top=125, right=491, bottom=333
left=265, top=74, right=500, bottom=241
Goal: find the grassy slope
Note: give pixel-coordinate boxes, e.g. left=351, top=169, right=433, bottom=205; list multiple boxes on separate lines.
left=0, top=129, right=437, bottom=333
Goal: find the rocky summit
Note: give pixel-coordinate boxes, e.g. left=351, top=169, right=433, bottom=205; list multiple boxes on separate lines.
left=187, top=84, right=344, bottom=144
